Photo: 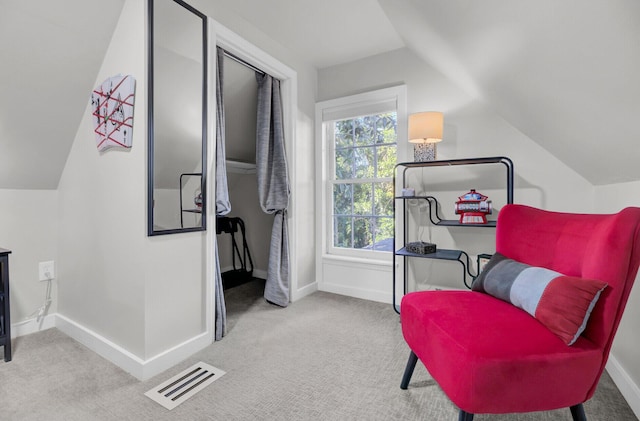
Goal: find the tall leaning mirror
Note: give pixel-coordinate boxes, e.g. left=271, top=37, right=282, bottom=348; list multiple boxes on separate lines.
left=148, top=0, right=207, bottom=236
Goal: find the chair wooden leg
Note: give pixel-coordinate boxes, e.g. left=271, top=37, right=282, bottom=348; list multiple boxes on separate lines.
left=400, top=351, right=418, bottom=389
left=570, top=403, right=587, bottom=421
left=458, top=409, right=474, bottom=421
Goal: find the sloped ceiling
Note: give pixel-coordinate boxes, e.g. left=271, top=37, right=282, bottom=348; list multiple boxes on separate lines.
left=378, top=0, right=640, bottom=185
left=219, top=0, right=640, bottom=185
left=0, top=0, right=125, bottom=189
left=1, top=0, right=638, bottom=189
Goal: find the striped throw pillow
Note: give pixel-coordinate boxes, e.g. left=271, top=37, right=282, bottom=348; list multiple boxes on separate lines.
left=472, top=252, right=607, bottom=345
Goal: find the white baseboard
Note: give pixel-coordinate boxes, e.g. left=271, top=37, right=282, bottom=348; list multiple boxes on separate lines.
left=55, top=313, right=211, bottom=381
left=318, top=282, right=391, bottom=304
left=291, top=281, right=317, bottom=302
left=55, top=313, right=146, bottom=378
left=138, top=331, right=212, bottom=381
left=606, top=355, right=640, bottom=419
left=11, top=314, right=56, bottom=338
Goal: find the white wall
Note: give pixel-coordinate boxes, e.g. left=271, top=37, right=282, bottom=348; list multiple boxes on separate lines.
left=56, top=0, right=208, bottom=376
left=49, top=0, right=318, bottom=378
left=318, top=48, right=593, bottom=211
left=594, top=181, right=640, bottom=418
left=0, top=189, right=58, bottom=329
left=57, top=0, right=147, bottom=358
left=317, top=47, right=594, bottom=300
left=223, top=56, right=258, bottom=164
left=145, top=233, right=206, bottom=360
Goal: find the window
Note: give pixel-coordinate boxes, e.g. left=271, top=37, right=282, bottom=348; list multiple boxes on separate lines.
left=316, top=86, right=407, bottom=260
left=330, top=113, right=396, bottom=251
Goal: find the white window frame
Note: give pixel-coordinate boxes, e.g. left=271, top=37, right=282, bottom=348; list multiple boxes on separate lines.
left=315, top=86, right=408, bottom=262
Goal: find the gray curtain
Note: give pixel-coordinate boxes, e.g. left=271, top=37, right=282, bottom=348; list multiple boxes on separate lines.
left=255, top=73, right=290, bottom=307
left=214, top=47, right=230, bottom=341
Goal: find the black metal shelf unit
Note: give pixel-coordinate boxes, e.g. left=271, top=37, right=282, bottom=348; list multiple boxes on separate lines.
left=394, top=195, right=499, bottom=228
left=0, top=248, right=12, bottom=362
left=392, top=157, right=514, bottom=313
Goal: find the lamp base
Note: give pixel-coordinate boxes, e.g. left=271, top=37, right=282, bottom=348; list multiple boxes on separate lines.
left=413, top=143, right=436, bottom=162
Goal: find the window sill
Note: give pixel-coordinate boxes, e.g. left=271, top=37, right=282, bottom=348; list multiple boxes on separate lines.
left=321, top=253, right=392, bottom=268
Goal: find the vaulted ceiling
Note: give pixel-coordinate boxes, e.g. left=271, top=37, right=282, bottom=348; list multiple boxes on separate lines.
left=1, top=0, right=638, bottom=189
left=0, top=0, right=125, bottom=189
left=376, top=0, right=640, bottom=185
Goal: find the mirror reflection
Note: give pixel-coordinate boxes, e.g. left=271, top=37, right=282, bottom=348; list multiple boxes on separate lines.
left=148, top=0, right=207, bottom=235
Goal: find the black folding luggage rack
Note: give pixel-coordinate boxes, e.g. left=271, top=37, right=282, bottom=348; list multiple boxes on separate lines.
left=216, top=216, right=255, bottom=289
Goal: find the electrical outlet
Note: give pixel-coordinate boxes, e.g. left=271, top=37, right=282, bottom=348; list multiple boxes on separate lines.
left=39, top=260, right=55, bottom=281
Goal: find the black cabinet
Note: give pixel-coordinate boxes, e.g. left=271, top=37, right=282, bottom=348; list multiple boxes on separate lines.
left=392, top=157, right=513, bottom=313
left=0, top=248, right=11, bottom=362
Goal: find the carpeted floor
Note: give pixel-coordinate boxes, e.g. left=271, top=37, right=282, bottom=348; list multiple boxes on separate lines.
left=0, top=280, right=637, bottom=420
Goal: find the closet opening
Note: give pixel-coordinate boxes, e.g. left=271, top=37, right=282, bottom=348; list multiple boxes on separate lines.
left=213, top=45, right=292, bottom=340
left=217, top=50, right=271, bottom=291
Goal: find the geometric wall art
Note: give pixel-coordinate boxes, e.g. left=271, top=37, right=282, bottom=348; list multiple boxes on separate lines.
left=90, top=74, right=136, bottom=152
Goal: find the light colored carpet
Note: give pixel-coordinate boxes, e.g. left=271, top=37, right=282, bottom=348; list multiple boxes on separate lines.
left=0, top=280, right=637, bottom=420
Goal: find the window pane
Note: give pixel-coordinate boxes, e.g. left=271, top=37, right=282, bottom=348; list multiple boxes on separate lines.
left=333, top=183, right=352, bottom=215
left=374, top=182, right=394, bottom=216
left=353, top=217, right=373, bottom=249
left=335, top=120, right=353, bottom=149
left=354, top=116, right=375, bottom=147
left=354, top=147, right=374, bottom=178
left=334, top=216, right=352, bottom=248
left=335, top=148, right=354, bottom=180
left=376, top=113, right=396, bottom=144
left=353, top=183, right=373, bottom=215
left=376, top=145, right=396, bottom=178
left=372, top=217, right=394, bottom=251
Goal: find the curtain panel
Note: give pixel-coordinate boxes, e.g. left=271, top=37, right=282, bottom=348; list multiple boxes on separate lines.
left=255, top=73, right=291, bottom=307
left=214, top=47, right=231, bottom=341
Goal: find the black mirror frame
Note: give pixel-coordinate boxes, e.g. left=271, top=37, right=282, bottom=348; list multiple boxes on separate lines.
left=147, top=0, right=208, bottom=236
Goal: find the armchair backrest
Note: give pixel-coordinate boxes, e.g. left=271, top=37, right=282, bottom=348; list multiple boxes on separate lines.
left=496, top=204, right=640, bottom=395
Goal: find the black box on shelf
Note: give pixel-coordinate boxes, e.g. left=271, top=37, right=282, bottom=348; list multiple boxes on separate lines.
left=406, top=241, right=437, bottom=254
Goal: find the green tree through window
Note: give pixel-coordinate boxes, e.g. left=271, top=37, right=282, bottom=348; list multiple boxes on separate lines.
left=332, top=112, right=397, bottom=251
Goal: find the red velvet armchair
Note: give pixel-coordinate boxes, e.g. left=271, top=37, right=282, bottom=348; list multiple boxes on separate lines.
left=400, top=204, right=640, bottom=420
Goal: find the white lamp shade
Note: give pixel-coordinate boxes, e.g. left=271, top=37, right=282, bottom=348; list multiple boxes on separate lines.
left=409, top=111, right=443, bottom=144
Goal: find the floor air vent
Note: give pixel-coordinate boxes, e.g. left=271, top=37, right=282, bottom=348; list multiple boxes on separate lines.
left=145, top=362, right=226, bottom=410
